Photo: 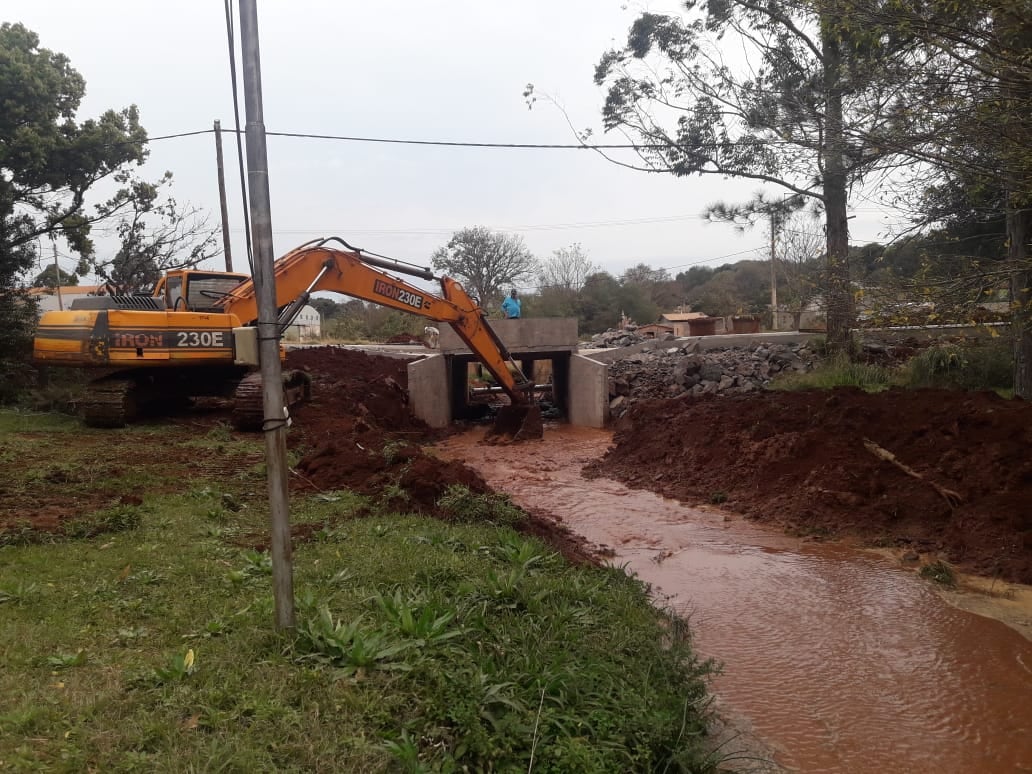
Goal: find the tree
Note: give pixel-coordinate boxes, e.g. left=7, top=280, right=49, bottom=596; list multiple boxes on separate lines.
left=310, top=297, right=344, bottom=320
left=777, top=213, right=825, bottom=314
left=84, top=172, right=220, bottom=293
left=676, top=265, right=716, bottom=294
left=688, top=270, right=740, bottom=317
left=32, top=264, right=78, bottom=288
left=705, top=192, right=811, bottom=323
left=536, top=243, right=599, bottom=317
left=846, top=0, right=1032, bottom=393
left=539, top=243, right=598, bottom=292
left=430, top=227, right=539, bottom=312
left=577, top=272, right=623, bottom=333
left=576, top=271, right=659, bottom=333
left=685, top=261, right=771, bottom=316
left=0, top=23, right=147, bottom=385
left=620, top=263, right=682, bottom=310
left=586, top=3, right=908, bottom=350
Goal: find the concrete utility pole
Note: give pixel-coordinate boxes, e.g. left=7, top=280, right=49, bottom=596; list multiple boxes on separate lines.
left=238, top=0, right=295, bottom=629
left=52, top=243, right=63, bottom=311
left=213, top=119, right=234, bottom=272
left=769, top=213, right=778, bottom=330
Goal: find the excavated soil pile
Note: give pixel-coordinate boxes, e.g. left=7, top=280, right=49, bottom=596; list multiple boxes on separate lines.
left=588, top=388, right=1032, bottom=583
left=283, top=347, right=594, bottom=562
left=285, top=347, right=470, bottom=516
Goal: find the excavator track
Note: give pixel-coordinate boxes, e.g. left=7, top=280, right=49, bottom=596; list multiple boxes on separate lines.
left=231, top=369, right=312, bottom=431
left=81, top=378, right=139, bottom=428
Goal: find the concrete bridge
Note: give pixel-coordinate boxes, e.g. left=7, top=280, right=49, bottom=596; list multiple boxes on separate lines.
left=407, top=317, right=609, bottom=430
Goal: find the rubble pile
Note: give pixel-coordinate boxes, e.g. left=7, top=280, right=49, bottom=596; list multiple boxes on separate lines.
left=606, top=341, right=818, bottom=417
left=586, top=327, right=654, bottom=349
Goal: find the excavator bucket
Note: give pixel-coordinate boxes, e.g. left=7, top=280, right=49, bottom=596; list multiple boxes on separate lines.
left=484, top=403, right=544, bottom=443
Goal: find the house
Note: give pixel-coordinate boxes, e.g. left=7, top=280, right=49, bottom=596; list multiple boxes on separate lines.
left=660, top=312, right=706, bottom=336
left=283, top=305, right=321, bottom=341
left=636, top=323, right=675, bottom=339
left=29, top=285, right=108, bottom=314
left=661, top=312, right=726, bottom=335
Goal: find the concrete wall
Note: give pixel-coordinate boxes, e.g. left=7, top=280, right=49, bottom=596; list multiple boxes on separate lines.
left=439, top=317, right=578, bottom=354
left=582, top=331, right=823, bottom=364
left=407, top=354, right=450, bottom=428
left=411, top=319, right=610, bottom=430
left=567, top=354, right=609, bottom=429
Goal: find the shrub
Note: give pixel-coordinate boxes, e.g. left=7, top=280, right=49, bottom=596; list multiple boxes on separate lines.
left=772, top=353, right=893, bottom=392
left=904, top=341, right=1012, bottom=391
left=436, top=485, right=525, bottom=527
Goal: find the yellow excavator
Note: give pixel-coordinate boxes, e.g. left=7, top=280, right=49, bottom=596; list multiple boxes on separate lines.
left=33, top=237, right=541, bottom=438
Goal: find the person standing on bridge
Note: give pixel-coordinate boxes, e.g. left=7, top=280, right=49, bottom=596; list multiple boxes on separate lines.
left=501, top=289, right=521, bottom=319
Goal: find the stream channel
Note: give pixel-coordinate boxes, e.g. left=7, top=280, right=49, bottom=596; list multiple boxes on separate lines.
left=436, top=426, right=1032, bottom=773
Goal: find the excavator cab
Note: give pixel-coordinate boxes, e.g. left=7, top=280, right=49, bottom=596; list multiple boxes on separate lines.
left=154, top=271, right=250, bottom=313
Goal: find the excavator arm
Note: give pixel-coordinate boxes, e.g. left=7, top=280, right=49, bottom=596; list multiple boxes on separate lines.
left=216, top=238, right=534, bottom=406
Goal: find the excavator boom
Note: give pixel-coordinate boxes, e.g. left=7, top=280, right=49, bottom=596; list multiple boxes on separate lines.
left=216, top=238, right=535, bottom=408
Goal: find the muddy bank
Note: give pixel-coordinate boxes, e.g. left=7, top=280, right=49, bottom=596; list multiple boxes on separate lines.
left=285, top=347, right=596, bottom=563
left=588, top=387, right=1032, bottom=583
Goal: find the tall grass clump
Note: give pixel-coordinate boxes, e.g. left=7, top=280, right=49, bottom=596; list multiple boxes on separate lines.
left=772, top=353, right=894, bottom=392
left=903, top=341, right=1012, bottom=391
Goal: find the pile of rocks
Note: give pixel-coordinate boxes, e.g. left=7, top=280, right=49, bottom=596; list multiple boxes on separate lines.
left=607, top=341, right=819, bottom=417
left=585, top=327, right=654, bottom=349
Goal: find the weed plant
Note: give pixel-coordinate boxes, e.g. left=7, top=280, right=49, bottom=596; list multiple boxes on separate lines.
left=436, top=484, right=525, bottom=527
left=772, top=353, right=894, bottom=392
left=773, top=340, right=1014, bottom=394
left=903, top=342, right=1012, bottom=391
left=919, top=560, right=957, bottom=587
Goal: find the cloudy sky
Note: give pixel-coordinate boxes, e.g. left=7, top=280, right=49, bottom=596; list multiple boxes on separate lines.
left=7, top=1, right=894, bottom=288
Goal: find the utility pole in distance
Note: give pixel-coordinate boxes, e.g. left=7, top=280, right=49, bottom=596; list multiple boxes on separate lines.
left=769, top=211, right=778, bottom=330
left=214, top=119, right=234, bottom=272
left=52, top=243, right=64, bottom=311
left=238, top=0, right=295, bottom=629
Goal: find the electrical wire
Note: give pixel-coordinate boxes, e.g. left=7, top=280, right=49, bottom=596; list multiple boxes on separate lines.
left=99, top=126, right=821, bottom=152
left=224, top=0, right=254, bottom=275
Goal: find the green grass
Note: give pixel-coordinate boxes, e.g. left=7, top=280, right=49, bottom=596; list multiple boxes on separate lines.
left=772, top=341, right=1014, bottom=394
left=0, top=416, right=718, bottom=773
left=902, top=341, right=1013, bottom=391
left=771, top=353, right=894, bottom=392
left=919, top=560, right=957, bottom=588
left=0, top=410, right=81, bottom=433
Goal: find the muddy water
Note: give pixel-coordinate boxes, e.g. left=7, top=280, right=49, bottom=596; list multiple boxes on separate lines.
left=437, top=427, right=1032, bottom=774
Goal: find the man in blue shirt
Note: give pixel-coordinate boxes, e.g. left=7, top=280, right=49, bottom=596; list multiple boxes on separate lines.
left=501, top=289, right=521, bottom=319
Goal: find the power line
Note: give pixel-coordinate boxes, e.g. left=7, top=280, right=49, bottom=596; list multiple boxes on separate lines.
left=660, top=246, right=767, bottom=271
left=113, top=126, right=817, bottom=152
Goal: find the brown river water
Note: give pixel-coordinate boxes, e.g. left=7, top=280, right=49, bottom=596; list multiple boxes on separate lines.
left=436, top=426, right=1032, bottom=774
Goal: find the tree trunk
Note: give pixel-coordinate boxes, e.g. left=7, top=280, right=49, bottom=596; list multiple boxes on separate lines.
left=821, top=4, right=854, bottom=353
left=997, top=5, right=1032, bottom=397
left=1009, top=206, right=1032, bottom=397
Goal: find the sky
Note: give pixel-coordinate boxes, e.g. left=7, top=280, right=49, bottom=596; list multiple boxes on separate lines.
left=6, top=0, right=896, bottom=292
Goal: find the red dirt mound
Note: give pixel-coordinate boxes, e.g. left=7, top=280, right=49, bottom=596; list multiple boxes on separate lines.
left=284, top=348, right=595, bottom=563
left=588, top=388, right=1032, bottom=583
left=285, top=347, right=450, bottom=513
